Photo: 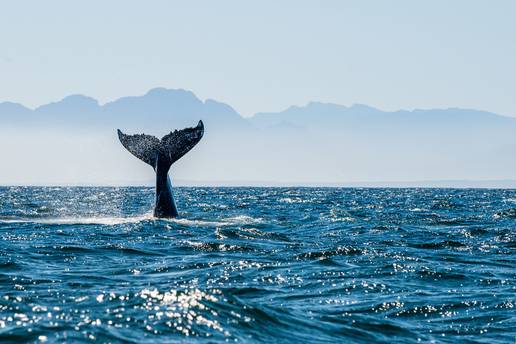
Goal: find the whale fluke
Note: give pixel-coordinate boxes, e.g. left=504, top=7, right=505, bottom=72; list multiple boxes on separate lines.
left=117, top=120, right=204, bottom=218
left=117, top=120, right=204, bottom=168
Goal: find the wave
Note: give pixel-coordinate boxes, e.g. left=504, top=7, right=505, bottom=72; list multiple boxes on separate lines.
left=295, top=246, right=363, bottom=260
left=0, top=214, right=263, bottom=227
left=493, top=208, right=516, bottom=219
left=160, top=215, right=262, bottom=227
left=0, top=214, right=154, bottom=225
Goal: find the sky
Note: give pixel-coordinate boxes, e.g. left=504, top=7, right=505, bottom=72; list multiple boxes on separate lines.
left=0, top=0, right=515, bottom=117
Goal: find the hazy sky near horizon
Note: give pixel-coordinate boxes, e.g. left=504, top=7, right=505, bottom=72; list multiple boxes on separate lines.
left=0, top=0, right=515, bottom=117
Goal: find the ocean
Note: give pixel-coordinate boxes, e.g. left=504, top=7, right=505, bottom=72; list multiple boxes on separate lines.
left=0, top=187, right=514, bottom=343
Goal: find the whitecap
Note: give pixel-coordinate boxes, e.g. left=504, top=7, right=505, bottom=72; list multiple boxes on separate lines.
left=0, top=214, right=154, bottom=225
left=222, top=215, right=262, bottom=225
left=161, top=215, right=262, bottom=227
left=163, top=218, right=227, bottom=227
left=0, top=214, right=263, bottom=228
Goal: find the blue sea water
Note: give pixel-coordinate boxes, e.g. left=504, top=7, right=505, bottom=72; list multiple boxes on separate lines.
left=0, top=187, right=514, bottom=343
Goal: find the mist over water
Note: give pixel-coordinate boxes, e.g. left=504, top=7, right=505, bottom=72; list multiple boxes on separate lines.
left=0, top=187, right=514, bottom=343
left=2, top=88, right=516, bottom=186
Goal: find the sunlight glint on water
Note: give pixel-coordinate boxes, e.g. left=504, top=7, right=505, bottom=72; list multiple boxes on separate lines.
left=0, top=187, right=514, bottom=343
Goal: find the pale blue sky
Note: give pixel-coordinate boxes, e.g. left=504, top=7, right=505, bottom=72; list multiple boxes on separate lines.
left=0, top=0, right=514, bottom=117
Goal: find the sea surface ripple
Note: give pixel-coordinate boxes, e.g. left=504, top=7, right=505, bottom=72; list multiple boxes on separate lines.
left=0, top=187, right=514, bottom=343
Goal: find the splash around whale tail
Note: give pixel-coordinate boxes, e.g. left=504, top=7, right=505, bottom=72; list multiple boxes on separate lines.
left=117, top=120, right=204, bottom=218
left=117, top=120, right=204, bottom=170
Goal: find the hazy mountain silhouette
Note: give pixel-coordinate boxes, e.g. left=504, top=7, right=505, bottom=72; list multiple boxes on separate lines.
left=0, top=88, right=515, bottom=185
left=1, top=88, right=250, bottom=133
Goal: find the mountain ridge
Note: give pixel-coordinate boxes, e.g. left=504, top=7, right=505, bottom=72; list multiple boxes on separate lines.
left=1, top=87, right=514, bottom=122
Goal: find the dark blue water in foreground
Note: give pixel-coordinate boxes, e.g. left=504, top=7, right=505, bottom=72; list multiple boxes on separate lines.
left=0, top=187, right=514, bottom=343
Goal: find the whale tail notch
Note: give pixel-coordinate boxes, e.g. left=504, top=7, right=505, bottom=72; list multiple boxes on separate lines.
left=117, top=120, right=204, bottom=169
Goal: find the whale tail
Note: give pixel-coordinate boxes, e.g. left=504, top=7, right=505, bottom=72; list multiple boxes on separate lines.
left=117, top=120, right=204, bottom=170
left=117, top=120, right=204, bottom=218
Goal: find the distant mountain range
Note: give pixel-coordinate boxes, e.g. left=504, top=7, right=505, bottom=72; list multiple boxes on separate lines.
left=1, top=88, right=515, bottom=186
left=0, top=88, right=250, bottom=133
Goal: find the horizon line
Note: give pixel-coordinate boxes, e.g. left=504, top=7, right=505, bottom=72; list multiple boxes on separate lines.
left=2, top=179, right=516, bottom=189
